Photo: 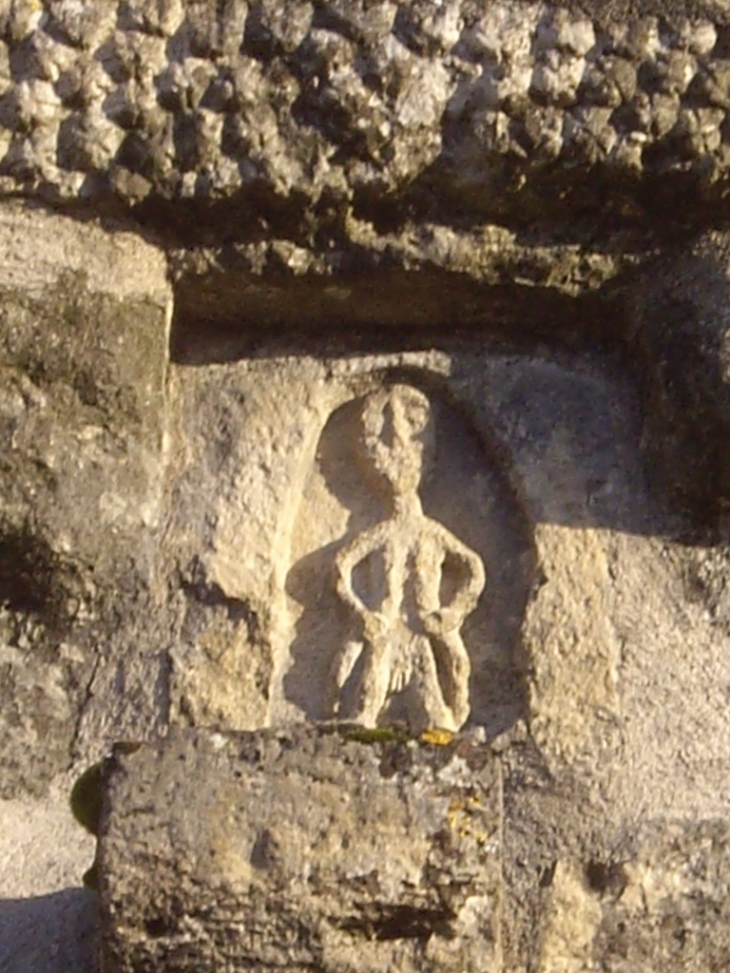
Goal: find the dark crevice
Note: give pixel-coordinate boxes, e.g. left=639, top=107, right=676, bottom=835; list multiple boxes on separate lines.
left=144, top=916, right=175, bottom=939
left=585, top=859, right=629, bottom=897
left=3, top=159, right=730, bottom=256
left=0, top=523, right=86, bottom=636
left=180, top=557, right=260, bottom=632
left=68, top=649, right=102, bottom=768
left=333, top=904, right=454, bottom=941
left=538, top=860, right=557, bottom=888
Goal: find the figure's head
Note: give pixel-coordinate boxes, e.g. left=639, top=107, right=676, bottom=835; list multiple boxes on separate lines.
left=361, top=384, right=433, bottom=494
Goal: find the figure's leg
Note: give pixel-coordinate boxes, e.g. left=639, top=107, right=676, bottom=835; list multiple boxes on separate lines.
left=441, top=633, right=471, bottom=729
left=414, top=637, right=459, bottom=732
left=331, top=640, right=362, bottom=693
left=342, top=639, right=391, bottom=727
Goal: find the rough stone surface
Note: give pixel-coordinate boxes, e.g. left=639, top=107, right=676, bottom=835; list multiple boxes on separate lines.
left=0, top=0, right=729, bottom=231
left=629, top=230, right=730, bottom=520
left=0, top=201, right=169, bottom=972
left=509, top=818, right=730, bottom=973
left=99, top=726, right=502, bottom=973
left=5, top=3, right=730, bottom=973
left=523, top=524, right=621, bottom=775
left=0, top=202, right=172, bottom=799
left=165, top=350, right=535, bottom=741
left=160, top=340, right=730, bottom=972
left=0, top=0, right=728, bottom=312
left=591, top=820, right=730, bottom=972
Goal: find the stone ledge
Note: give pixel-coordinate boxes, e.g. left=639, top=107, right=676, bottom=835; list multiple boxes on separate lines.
left=98, top=725, right=502, bottom=973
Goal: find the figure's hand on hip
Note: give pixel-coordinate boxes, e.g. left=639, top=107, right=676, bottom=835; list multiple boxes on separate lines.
left=423, top=607, right=460, bottom=637
left=363, top=611, right=389, bottom=645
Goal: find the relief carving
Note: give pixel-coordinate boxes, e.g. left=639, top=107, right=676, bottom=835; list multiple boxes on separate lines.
left=332, top=384, right=486, bottom=732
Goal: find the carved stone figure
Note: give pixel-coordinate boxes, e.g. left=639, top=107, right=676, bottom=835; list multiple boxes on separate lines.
left=333, top=384, right=486, bottom=731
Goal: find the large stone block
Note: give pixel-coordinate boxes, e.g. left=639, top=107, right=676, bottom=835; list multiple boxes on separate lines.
left=0, top=201, right=171, bottom=796
left=99, top=726, right=502, bottom=973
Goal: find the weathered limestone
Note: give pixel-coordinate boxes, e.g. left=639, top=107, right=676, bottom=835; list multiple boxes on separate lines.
left=0, top=203, right=172, bottom=798
left=531, top=821, right=730, bottom=973
left=0, top=0, right=725, bottom=320
left=157, top=343, right=730, bottom=970
left=165, top=351, right=534, bottom=739
left=0, top=201, right=171, bottom=972
left=522, top=524, right=621, bottom=775
left=5, top=2, right=730, bottom=972
left=99, top=726, right=502, bottom=973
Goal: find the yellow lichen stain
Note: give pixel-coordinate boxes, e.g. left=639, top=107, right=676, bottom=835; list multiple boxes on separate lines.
left=343, top=726, right=456, bottom=746
left=447, top=792, right=494, bottom=847
left=420, top=727, right=454, bottom=746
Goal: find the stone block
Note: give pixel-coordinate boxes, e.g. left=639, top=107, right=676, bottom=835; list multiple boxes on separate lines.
left=536, top=822, right=730, bottom=973
left=98, top=726, right=502, bottom=973
left=0, top=201, right=171, bottom=797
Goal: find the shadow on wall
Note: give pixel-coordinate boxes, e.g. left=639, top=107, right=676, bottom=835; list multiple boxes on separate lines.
left=166, top=296, right=690, bottom=542
left=168, top=246, right=730, bottom=543
left=0, top=888, right=97, bottom=973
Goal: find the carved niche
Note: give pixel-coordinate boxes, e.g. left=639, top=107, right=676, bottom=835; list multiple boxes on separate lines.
left=278, top=375, right=532, bottom=736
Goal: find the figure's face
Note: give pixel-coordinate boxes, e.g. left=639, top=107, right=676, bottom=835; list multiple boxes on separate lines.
left=361, top=385, right=432, bottom=494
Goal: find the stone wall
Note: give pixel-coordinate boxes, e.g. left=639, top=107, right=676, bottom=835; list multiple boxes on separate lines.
left=3, top=2, right=730, bottom=972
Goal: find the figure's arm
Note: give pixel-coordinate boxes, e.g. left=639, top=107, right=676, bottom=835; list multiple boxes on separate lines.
left=334, top=524, right=386, bottom=618
left=424, top=527, right=485, bottom=635
left=335, top=524, right=393, bottom=651
left=446, top=535, right=486, bottom=618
